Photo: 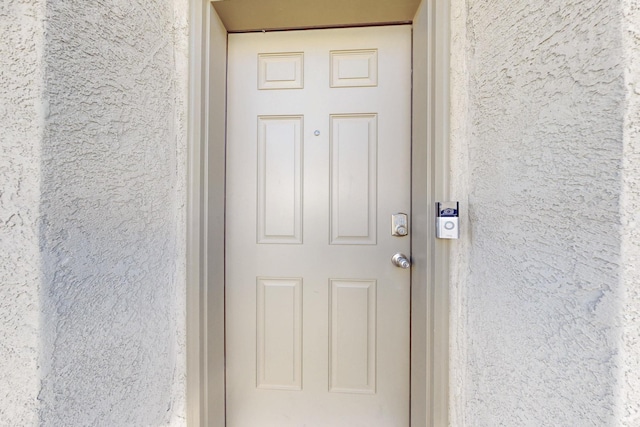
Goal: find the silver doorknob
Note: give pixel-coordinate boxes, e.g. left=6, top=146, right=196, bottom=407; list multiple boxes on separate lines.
left=392, top=253, right=411, bottom=269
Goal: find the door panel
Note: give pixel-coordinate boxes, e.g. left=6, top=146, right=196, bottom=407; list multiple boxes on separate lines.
left=330, top=113, right=377, bottom=245
left=256, top=115, right=303, bottom=243
left=226, top=26, right=411, bottom=427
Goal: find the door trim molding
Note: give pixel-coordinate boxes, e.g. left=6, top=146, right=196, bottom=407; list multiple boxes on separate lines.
left=186, top=1, right=450, bottom=425
left=410, top=1, right=450, bottom=426
left=187, top=2, right=227, bottom=425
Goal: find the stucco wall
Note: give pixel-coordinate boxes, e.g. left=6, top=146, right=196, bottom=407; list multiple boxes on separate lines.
left=621, top=0, right=640, bottom=424
left=451, top=0, right=638, bottom=425
left=0, top=0, right=188, bottom=424
left=0, top=0, right=46, bottom=424
left=36, top=0, right=188, bottom=424
left=448, top=0, right=471, bottom=425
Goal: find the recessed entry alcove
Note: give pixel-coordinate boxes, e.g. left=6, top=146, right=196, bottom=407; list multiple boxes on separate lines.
left=186, top=1, right=451, bottom=425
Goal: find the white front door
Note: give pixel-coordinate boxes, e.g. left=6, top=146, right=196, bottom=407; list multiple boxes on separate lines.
left=225, top=25, right=412, bottom=426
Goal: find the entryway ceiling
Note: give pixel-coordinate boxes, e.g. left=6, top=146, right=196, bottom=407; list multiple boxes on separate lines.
left=211, top=0, right=421, bottom=32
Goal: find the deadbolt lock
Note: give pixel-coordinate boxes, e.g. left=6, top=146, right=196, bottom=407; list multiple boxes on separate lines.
left=392, top=213, right=409, bottom=236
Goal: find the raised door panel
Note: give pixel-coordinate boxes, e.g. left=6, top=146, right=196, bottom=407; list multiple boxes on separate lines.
left=256, top=278, right=303, bottom=390
left=329, top=279, right=377, bottom=394
left=257, top=116, right=303, bottom=244
left=330, top=114, right=377, bottom=245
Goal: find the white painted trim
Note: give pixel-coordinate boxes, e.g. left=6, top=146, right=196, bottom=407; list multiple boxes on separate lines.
left=186, top=0, right=205, bottom=424
left=187, top=1, right=227, bottom=425
left=430, top=0, right=451, bottom=425
left=410, top=1, right=450, bottom=426
left=186, top=1, right=451, bottom=425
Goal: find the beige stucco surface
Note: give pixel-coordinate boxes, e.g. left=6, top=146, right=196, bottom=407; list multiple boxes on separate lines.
left=450, top=0, right=640, bottom=425
left=1, top=0, right=189, bottom=424
left=448, top=0, right=470, bottom=425
left=621, top=0, right=640, bottom=424
left=36, top=0, right=189, bottom=424
left=1, top=0, right=639, bottom=425
left=0, top=0, right=45, bottom=424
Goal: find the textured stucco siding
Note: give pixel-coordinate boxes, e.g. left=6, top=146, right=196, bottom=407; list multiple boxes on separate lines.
left=34, top=0, right=188, bottom=425
left=448, top=0, right=471, bottom=425
left=456, top=0, right=631, bottom=425
left=0, top=0, right=45, bottom=424
left=621, top=0, right=640, bottom=424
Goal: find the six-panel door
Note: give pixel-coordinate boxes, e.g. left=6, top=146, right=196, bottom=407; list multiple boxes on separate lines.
left=225, top=25, right=411, bottom=426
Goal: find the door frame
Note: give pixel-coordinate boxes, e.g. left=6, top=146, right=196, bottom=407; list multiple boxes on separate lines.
left=186, top=1, right=451, bottom=426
